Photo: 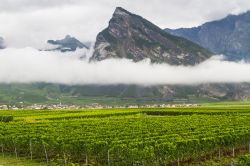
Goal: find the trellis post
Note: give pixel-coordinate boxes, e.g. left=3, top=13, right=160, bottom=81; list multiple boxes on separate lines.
left=43, top=144, right=49, bottom=166
left=29, top=139, right=33, bottom=160
left=108, top=150, right=110, bottom=166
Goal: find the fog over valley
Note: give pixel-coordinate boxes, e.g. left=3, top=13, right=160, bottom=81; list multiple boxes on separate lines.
left=0, top=47, right=250, bottom=85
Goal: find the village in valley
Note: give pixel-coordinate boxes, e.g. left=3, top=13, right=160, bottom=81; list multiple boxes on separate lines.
left=0, top=103, right=200, bottom=110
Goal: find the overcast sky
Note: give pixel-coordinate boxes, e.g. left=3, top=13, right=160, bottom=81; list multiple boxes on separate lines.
left=1, top=0, right=250, bottom=47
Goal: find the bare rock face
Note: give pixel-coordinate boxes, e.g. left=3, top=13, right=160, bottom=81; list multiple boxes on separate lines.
left=91, top=7, right=212, bottom=65
left=0, top=37, right=5, bottom=49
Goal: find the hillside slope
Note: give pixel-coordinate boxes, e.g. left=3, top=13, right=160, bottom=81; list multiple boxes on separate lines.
left=166, top=11, right=250, bottom=61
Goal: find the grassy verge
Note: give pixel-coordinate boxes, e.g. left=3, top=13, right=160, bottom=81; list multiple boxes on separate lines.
left=0, top=155, right=45, bottom=166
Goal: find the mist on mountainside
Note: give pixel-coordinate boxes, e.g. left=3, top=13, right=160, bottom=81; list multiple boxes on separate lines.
left=0, top=47, right=250, bottom=85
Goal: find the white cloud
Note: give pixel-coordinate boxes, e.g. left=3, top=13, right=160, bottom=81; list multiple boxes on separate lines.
left=1, top=0, right=250, bottom=47
left=0, top=48, right=250, bottom=85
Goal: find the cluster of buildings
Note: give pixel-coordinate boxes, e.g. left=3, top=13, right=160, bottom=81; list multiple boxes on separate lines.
left=0, top=104, right=83, bottom=110
left=0, top=105, right=8, bottom=110
left=124, top=104, right=201, bottom=109
left=0, top=103, right=200, bottom=110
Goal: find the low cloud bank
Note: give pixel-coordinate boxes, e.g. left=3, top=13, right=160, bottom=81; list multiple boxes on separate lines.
left=0, top=47, right=250, bottom=85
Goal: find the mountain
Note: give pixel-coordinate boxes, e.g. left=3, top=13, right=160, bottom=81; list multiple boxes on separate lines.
left=47, top=35, right=89, bottom=52
left=87, top=7, right=250, bottom=102
left=91, top=7, right=212, bottom=65
left=1, top=8, right=250, bottom=106
left=165, top=11, right=250, bottom=61
left=0, top=37, right=5, bottom=49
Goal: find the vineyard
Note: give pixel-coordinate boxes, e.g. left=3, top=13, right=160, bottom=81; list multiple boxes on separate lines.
left=0, top=106, right=250, bottom=165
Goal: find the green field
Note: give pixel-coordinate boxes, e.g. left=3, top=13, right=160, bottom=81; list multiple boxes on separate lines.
left=1, top=105, right=250, bottom=165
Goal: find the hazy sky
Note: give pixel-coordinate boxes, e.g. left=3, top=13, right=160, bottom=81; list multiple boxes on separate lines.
left=1, top=0, right=250, bottom=47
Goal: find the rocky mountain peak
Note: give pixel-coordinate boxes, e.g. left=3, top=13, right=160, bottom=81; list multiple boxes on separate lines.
left=66, top=34, right=71, bottom=38
left=0, top=37, right=5, bottom=49
left=47, top=35, right=88, bottom=52
left=113, top=7, right=131, bottom=16
left=91, top=7, right=212, bottom=65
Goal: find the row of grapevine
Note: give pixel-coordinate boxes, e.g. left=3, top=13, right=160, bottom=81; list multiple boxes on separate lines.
left=0, top=108, right=250, bottom=165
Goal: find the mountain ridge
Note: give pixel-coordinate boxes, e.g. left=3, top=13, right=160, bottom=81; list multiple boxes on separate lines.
left=47, top=35, right=89, bottom=52
left=165, top=11, right=250, bottom=61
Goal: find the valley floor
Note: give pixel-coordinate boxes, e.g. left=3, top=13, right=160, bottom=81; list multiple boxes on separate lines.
left=0, top=102, right=250, bottom=165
